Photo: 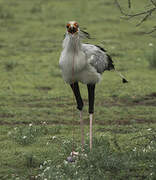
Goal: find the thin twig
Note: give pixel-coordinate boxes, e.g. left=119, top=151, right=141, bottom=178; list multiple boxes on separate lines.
left=145, top=26, right=156, bottom=34
left=136, top=12, right=152, bottom=27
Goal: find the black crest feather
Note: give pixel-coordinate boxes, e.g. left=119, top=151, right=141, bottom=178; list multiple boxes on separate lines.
left=80, top=30, right=91, bottom=39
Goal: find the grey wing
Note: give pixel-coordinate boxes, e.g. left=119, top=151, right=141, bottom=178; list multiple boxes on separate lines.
left=82, top=44, right=114, bottom=73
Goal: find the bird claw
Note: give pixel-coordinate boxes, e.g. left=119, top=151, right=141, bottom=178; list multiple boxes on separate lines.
left=67, top=151, right=79, bottom=163
left=70, top=151, right=79, bottom=156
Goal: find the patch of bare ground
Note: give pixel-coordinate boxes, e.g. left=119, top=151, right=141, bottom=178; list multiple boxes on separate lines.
left=35, top=86, right=52, bottom=91
left=132, top=93, right=156, bottom=106
left=95, top=118, right=156, bottom=126
left=99, top=93, right=156, bottom=107
left=15, top=96, right=70, bottom=108
left=0, top=93, right=155, bottom=126
left=130, top=31, right=145, bottom=36
left=0, top=121, right=29, bottom=126
left=0, top=114, right=14, bottom=118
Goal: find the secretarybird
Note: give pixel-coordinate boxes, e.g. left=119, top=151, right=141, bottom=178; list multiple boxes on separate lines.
left=59, top=21, right=128, bottom=150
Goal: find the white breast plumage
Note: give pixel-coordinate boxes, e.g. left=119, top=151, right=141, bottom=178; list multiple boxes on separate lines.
left=60, top=34, right=99, bottom=84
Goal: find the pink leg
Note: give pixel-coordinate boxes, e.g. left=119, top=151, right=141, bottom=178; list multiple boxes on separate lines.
left=89, top=113, right=93, bottom=150
left=80, top=111, right=84, bottom=149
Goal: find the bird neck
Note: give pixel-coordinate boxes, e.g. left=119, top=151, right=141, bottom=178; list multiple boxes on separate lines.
left=63, top=34, right=81, bottom=53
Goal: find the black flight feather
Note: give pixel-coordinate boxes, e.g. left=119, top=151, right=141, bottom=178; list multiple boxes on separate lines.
left=95, top=45, right=107, bottom=52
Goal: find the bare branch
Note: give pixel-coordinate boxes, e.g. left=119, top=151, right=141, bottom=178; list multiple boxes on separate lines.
left=136, top=11, right=152, bottom=27
left=115, top=0, right=156, bottom=19
left=115, top=0, right=156, bottom=33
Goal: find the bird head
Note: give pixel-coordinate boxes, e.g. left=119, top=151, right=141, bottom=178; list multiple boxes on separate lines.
left=66, top=21, right=79, bottom=35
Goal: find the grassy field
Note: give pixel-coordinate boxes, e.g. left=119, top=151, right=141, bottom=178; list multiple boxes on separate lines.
left=0, top=0, right=156, bottom=179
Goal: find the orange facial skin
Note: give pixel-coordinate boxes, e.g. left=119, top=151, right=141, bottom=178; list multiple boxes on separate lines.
left=66, top=21, right=79, bottom=34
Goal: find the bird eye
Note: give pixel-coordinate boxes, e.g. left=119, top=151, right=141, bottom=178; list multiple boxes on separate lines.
left=66, top=24, right=70, bottom=28
left=74, top=23, right=79, bottom=28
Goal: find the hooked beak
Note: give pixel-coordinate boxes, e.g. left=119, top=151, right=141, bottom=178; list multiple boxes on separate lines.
left=68, top=26, right=78, bottom=34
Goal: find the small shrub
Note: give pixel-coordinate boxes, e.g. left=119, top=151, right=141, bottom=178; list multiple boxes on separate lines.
left=9, top=124, right=48, bottom=145
left=37, top=135, right=156, bottom=180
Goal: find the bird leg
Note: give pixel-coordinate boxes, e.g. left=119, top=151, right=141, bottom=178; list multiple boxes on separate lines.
left=70, top=82, right=84, bottom=148
left=80, top=111, right=84, bottom=149
left=87, top=84, right=95, bottom=150
left=70, top=82, right=84, bottom=111
left=89, top=113, right=93, bottom=150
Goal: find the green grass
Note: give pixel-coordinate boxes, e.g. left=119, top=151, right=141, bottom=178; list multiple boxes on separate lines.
left=0, top=0, right=156, bottom=179
left=145, top=44, right=156, bottom=69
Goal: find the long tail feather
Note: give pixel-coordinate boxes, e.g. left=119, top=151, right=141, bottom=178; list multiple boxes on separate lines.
left=114, top=70, right=128, bottom=83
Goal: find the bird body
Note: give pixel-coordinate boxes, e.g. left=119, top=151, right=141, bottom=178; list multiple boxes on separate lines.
left=59, top=21, right=127, bottom=151
left=59, top=32, right=114, bottom=84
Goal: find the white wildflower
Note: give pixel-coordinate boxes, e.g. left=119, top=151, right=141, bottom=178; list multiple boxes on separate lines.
left=23, top=136, right=27, bottom=139
left=52, top=136, right=56, bottom=140
left=8, top=131, right=11, bottom=136
left=29, top=123, right=32, bottom=127
left=147, top=128, right=152, bottom=131
left=133, top=147, right=136, bottom=151
left=149, top=43, right=153, bottom=47
left=40, top=165, right=43, bottom=169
